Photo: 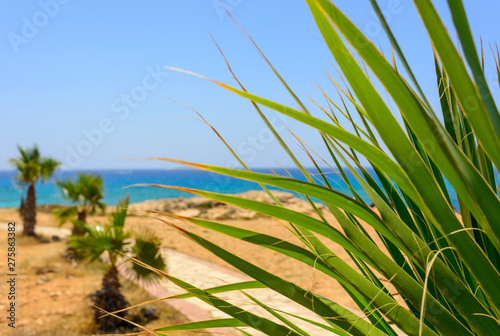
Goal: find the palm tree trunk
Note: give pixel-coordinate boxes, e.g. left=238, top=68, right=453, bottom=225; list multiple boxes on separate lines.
left=19, top=196, right=26, bottom=219
left=72, top=211, right=87, bottom=236
left=24, top=183, right=36, bottom=237
left=92, top=265, right=130, bottom=332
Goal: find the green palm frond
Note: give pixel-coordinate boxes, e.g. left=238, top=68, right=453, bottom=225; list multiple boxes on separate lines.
left=39, top=158, right=60, bottom=182
left=68, top=219, right=131, bottom=263
left=68, top=196, right=165, bottom=284
left=8, top=145, right=60, bottom=185
left=55, top=173, right=106, bottom=222
left=93, top=200, right=107, bottom=215
left=56, top=179, right=80, bottom=202
left=127, top=229, right=166, bottom=283
left=141, top=1, right=500, bottom=335
left=53, top=206, right=78, bottom=226
left=110, top=195, right=129, bottom=229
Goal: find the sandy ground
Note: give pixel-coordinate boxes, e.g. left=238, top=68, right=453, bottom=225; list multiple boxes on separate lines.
left=0, top=221, right=210, bottom=336
left=0, top=231, right=97, bottom=335
left=0, top=205, right=387, bottom=311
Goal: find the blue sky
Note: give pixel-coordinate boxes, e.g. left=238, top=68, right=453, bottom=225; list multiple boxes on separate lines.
left=1, top=0, right=499, bottom=170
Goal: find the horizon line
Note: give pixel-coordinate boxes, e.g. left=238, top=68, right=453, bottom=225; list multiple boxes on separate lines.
left=0, top=166, right=363, bottom=172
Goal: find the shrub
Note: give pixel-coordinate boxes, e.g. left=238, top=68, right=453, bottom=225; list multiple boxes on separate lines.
left=69, top=196, right=166, bottom=332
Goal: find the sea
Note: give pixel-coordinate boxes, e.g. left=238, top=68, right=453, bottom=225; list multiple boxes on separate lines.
left=0, top=168, right=458, bottom=209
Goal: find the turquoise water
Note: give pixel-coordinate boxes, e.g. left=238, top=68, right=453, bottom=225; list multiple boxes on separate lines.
left=0, top=168, right=458, bottom=209
left=0, top=168, right=369, bottom=208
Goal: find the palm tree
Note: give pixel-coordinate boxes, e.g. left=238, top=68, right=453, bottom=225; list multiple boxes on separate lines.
left=54, top=173, right=106, bottom=236
left=8, top=145, right=60, bottom=236
left=68, top=196, right=166, bottom=332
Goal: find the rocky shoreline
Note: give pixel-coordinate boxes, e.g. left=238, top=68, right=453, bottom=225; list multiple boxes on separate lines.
left=127, top=190, right=325, bottom=220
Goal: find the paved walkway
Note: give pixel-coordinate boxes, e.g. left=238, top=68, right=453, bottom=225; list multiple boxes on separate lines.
left=0, top=223, right=368, bottom=335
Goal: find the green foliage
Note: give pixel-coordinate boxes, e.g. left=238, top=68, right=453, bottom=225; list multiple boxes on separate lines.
left=68, top=196, right=165, bottom=282
left=128, top=230, right=167, bottom=283
left=109, top=193, right=128, bottom=229
left=141, top=0, right=500, bottom=335
left=54, top=173, right=106, bottom=225
left=8, top=144, right=61, bottom=235
left=8, top=144, right=60, bottom=185
left=53, top=206, right=78, bottom=226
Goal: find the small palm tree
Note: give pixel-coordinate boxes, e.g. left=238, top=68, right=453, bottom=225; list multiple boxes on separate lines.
left=8, top=145, right=60, bottom=236
left=68, top=196, right=166, bottom=332
left=55, top=173, right=106, bottom=236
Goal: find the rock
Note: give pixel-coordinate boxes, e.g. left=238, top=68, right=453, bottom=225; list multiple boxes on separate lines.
left=50, top=291, right=61, bottom=299
left=128, top=190, right=324, bottom=220
left=37, top=276, right=51, bottom=285
left=35, top=266, right=61, bottom=275
left=38, top=236, right=51, bottom=244
left=204, top=207, right=231, bottom=220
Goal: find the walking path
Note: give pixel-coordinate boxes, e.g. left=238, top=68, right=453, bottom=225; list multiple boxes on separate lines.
left=1, top=223, right=372, bottom=335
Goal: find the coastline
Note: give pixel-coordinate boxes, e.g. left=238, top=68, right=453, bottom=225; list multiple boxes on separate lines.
left=1, top=190, right=325, bottom=221
left=0, top=167, right=368, bottom=209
